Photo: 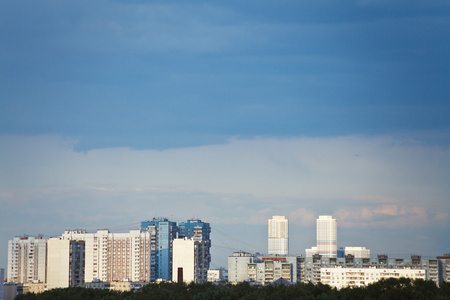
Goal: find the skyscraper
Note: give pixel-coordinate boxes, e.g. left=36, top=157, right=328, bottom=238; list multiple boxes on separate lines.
left=141, top=218, right=178, bottom=281
left=316, top=215, right=337, bottom=258
left=268, top=216, right=289, bottom=255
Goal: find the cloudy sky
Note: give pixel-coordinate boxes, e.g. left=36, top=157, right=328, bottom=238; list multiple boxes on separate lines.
left=1, top=0, right=449, bottom=269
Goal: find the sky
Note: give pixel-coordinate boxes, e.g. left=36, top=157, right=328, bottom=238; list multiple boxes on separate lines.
left=1, top=0, right=450, bottom=270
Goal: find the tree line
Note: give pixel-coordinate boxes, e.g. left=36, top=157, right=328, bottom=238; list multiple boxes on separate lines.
left=15, top=278, right=450, bottom=300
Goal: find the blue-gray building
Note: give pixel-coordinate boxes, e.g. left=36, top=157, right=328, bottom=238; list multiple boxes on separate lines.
left=178, top=219, right=211, bottom=242
left=178, top=219, right=211, bottom=270
left=141, top=218, right=178, bottom=281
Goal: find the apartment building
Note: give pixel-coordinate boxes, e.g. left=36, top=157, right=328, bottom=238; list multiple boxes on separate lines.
left=7, top=236, right=47, bottom=283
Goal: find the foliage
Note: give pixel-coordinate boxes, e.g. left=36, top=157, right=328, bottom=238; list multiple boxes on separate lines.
left=14, top=278, right=450, bottom=300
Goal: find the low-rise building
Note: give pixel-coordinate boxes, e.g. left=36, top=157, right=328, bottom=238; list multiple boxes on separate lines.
left=321, top=268, right=426, bottom=289
left=207, top=269, right=225, bottom=282
left=22, top=282, right=47, bottom=294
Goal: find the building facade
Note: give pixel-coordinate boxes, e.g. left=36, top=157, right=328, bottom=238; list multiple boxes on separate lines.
left=321, top=267, right=426, bottom=289
left=7, top=236, right=47, bottom=283
left=46, top=238, right=85, bottom=289
left=438, top=254, right=450, bottom=283
left=60, top=229, right=151, bottom=283
left=316, top=215, right=337, bottom=258
left=344, top=247, right=370, bottom=258
left=207, top=269, right=225, bottom=282
left=268, top=216, right=289, bottom=255
left=0, top=268, right=4, bottom=300
left=300, top=254, right=439, bottom=286
left=228, top=252, right=260, bottom=283
left=172, top=238, right=210, bottom=283
left=178, top=219, right=211, bottom=274
left=141, top=218, right=178, bottom=281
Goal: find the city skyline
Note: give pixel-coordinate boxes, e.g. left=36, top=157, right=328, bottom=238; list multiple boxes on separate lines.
left=1, top=0, right=450, bottom=271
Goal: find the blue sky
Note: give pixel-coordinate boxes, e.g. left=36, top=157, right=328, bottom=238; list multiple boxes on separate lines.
left=1, top=0, right=449, bottom=269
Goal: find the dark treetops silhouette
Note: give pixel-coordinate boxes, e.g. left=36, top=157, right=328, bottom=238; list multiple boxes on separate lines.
left=14, top=278, right=450, bottom=300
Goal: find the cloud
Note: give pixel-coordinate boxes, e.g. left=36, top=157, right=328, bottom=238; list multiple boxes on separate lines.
left=334, top=204, right=447, bottom=229
left=1, top=133, right=450, bottom=266
left=2, top=134, right=449, bottom=221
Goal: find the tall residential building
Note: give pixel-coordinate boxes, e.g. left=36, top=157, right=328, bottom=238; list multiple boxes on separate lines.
left=316, top=215, right=337, bottom=258
left=60, top=229, right=151, bottom=283
left=268, top=216, right=289, bottom=255
left=178, top=219, right=211, bottom=272
left=47, top=238, right=85, bottom=289
left=7, top=236, right=47, bottom=283
left=172, top=238, right=210, bottom=283
left=141, top=218, right=178, bottom=281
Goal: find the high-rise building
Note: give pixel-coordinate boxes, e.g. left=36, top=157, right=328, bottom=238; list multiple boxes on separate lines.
left=172, top=238, right=210, bottom=283
left=7, top=236, right=47, bottom=283
left=141, top=218, right=178, bottom=281
left=177, top=219, right=211, bottom=281
left=268, top=216, right=289, bottom=255
left=316, top=215, right=337, bottom=258
left=47, top=238, right=85, bottom=289
left=60, top=229, right=151, bottom=283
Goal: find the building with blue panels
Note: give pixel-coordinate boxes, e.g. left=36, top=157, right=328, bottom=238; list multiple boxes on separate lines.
left=178, top=219, right=211, bottom=242
left=178, top=219, right=211, bottom=277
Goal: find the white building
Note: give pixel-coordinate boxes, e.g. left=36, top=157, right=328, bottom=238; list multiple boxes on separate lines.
left=345, top=247, right=370, bottom=259
left=172, top=238, right=210, bottom=283
left=7, top=236, right=47, bottom=283
left=60, top=229, right=151, bottom=283
left=268, top=216, right=288, bottom=255
left=47, top=238, right=85, bottom=289
left=173, top=239, right=195, bottom=283
left=321, top=267, right=426, bottom=289
left=316, top=215, right=337, bottom=258
left=207, top=269, right=225, bottom=282
left=305, top=247, right=318, bottom=258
